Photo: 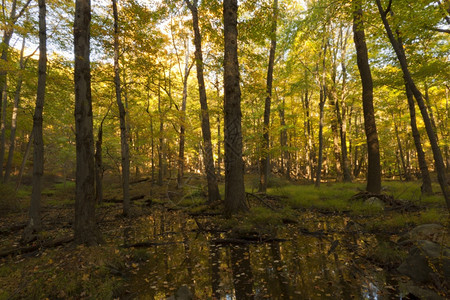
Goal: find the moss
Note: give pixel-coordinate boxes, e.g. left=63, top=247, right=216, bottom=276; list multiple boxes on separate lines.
left=367, top=240, right=406, bottom=267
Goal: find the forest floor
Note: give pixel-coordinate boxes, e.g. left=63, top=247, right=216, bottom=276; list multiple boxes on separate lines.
left=0, top=173, right=448, bottom=299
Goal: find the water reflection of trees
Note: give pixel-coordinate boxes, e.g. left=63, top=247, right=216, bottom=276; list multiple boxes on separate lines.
left=124, top=210, right=396, bottom=299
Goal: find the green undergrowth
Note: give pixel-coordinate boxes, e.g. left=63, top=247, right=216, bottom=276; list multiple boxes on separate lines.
left=367, top=240, right=407, bottom=268
left=271, top=181, right=446, bottom=215
left=366, top=208, right=448, bottom=232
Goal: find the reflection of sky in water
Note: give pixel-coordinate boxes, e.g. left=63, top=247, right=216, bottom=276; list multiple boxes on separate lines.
left=125, top=210, right=403, bottom=299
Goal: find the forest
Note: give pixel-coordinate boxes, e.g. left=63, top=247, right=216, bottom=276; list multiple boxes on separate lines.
left=0, top=0, right=449, bottom=299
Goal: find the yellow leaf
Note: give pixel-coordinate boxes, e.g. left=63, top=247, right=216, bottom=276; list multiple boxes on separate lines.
left=82, top=274, right=89, bottom=281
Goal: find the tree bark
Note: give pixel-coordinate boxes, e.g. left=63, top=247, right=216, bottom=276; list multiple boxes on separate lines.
left=223, top=0, right=247, bottom=215
left=112, top=0, right=130, bottom=216
left=4, top=36, right=26, bottom=182
left=352, top=0, right=382, bottom=194
left=74, top=0, right=101, bottom=245
left=22, top=0, right=47, bottom=243
left=259, top=0, right=278, bottom=193
left=186, top=0, right=221, bottom=203
left=375, top=0, right=449, bottom=209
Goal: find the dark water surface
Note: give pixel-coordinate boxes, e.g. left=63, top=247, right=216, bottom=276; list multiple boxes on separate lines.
left=121, top=209, right=403, bottom=299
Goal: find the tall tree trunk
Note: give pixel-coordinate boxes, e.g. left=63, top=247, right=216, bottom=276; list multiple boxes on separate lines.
left=158, top=79, right=164, bottom=186
left=279, top=98, right=289, bottom=179
left=177, top=40, right=189, bottom=189
left=352, top=0, right=382, bottom=194
left=259, top=0, right=278, bottom=193
left=4, top=36, right=26, bottom=182
left=338, top=26, right=352, bottom=182
left=74, top=0, right=101, bottom=245
left=112, top=0, right=130, bottom=216
left=315, top=43, right=327, bottom=188
left=223, top=0, right=247, bottom=215
left=95, top=125, right=103, bottom=204
left=393, top=112, right=410, bottom=181
left=186, top=0, right=221, bottom=203
left=95, top=106, right=109, bottom=204
left=22, top=0, right=46, bottom=243
left=0, top=0, right=31, bottom=178
left=375, top=0, right=449, bottom=209
left=303, top=89, right=315, bottom=182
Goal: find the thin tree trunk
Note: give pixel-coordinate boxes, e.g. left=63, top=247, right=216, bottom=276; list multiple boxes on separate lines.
left=315, top=43, right=327, bottom=188
left=158, top=79, right=163, bottom=186
left=95, top=106, right=110, bottom=204
left=352, top=0, right=382, bottom=194
left=74, top=0, right=101, bottom=245
left=338, top=26, right=352, bottom=182
left=177, top=39, right=190, bottom=189
left=223, top=0, right=247, bottom=215
left=393, top=112, right=410, bottom=181
left=186, top=0, right=221, bottom=203
left=279, top=98, right=289, bottom=179
left=22, top=0, right=46, bottom=243
left=112, top=0, right=130, bottom=216
left=4, top=36, right=26, bottom=182
left=16, top=131, right=33, bottom=191
left=259, top=0, right=278, bottom=193
left=376, top=0, right=449, bottom=209
left=0, top=0, right=31, bottom=178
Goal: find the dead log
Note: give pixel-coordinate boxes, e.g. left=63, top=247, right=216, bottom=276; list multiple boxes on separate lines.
left=120, top=241, right=180, bottom=248
left=130, top=177, right=150, bottom=184
left=0, top=236, right=74, bottom=258
left=0, top=223, right=27, bottom=236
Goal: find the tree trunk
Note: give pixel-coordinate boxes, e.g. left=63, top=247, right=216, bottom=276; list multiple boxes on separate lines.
left=95, top=126, right=103, bottom=204
left=22, top=0, right=46, bottom=243
left=112, top=0, right=130, bottom=216
left=74, top=0, right=101, bottom=245
left=315, top=43, right=327, bottom=188
left=352, top=0, right=382, bottom=194
left=223, top=0, right=247, bottom=215
left=158, top=79, right=163, bottom=186
left=393, top=112, right=410, bottom=181
left=375, top=0, right=449, bottom=209
left=95, top=107, right=109, bottom=204
left=186, top=0, right=221, bottom=203
left=0, top=0, right=31, bottom=178
left=4, top=36, right=26, bottom=182
left=177, top=39, right=189, bottom=189
left=259, top=0, right=278, bottom=193
left=338, top=27, right=352, bottom=182
left=279, top=98, right=290, bottom=179
left=16, top=131, right=33, bottom=191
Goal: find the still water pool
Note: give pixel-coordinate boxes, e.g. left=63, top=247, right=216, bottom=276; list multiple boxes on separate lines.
left=118, top=209, right=405, bottom=299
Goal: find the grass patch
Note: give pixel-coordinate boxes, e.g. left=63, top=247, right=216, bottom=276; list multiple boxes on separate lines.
left=367, top=240, right=406, bottom=267
left=366, top=208, right=447, bottom=232
left=274, top=182, right=364, bottom=211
